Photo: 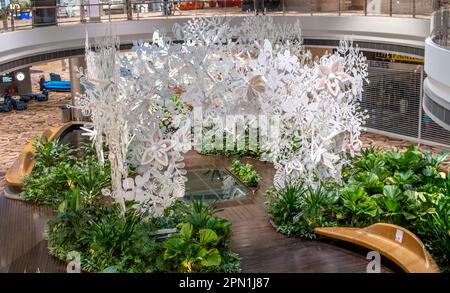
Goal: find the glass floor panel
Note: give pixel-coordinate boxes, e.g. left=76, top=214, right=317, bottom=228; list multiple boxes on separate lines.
left=184, top=169, right=251, bottom=202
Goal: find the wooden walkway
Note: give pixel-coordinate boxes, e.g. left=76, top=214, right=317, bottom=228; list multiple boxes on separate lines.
left=0, top=151, right=396, bottom=272
left=186, top=152, right=395, bottom=273
left=0, top=190, right=66, bottom=272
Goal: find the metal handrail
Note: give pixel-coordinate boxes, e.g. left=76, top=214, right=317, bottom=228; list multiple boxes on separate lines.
left=0, top=0, right=438, bottom=33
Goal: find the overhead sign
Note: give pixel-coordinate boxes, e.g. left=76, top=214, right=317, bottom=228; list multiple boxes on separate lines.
left=9, top=3, right=21, bottom=10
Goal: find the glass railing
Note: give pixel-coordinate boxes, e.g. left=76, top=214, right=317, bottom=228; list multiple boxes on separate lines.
left=430, top=6, right=450, bottom=48
left=0, top=0, right=439, bottom=33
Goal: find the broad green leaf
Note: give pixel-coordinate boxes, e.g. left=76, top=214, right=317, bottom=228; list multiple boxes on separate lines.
left=179, top=223, right=193, bottom=240
left=385, top=197, right=401, bottom=212
left=201, top=248, right=222, bottom=267
left=163, top=237, right=185, bottom=251
left=199, top=228, right=219, bottom=245
left=164, top=248, right=179, bottom=260
left=58, top=201, right=67, bottom=213
left=435, top=150, right=450, bottom=165
left=197, top=247, right=208, bottom=258
left=383, top=185, right=402, bottom=199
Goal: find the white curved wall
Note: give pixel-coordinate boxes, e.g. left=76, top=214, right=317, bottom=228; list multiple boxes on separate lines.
left=424, top=37, right=450, bottom=88
left=423, top=37, right=450, bottom=130
left=0, top=15, right=429, bottom=73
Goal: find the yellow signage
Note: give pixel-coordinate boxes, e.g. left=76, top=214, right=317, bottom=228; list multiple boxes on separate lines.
left=9, top=3, right=21, bottom=10
left=375, top=53, right=424, bottom=63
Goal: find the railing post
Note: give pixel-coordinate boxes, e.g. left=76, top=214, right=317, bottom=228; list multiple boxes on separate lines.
left=339, top=0, right=341, bottom=16
left=412, top=0, right=416, bottom=18
left=136, top=2, right=139, bottom=20
left=10, top=8, right=14, bottom=31
left=80, top=0, right=86, bottom=23
left=310, top=0, right=313, bottom=16
left=282, top=0, right=285, bottom=16
left=127, top=0, right=132, bottom=20
left=389, top=0, right=392, bottom=16
left=364, top=0, right=367, bottom=16
left=418, top=65, right=424, bottom=141
left=2, top=8, right=9, bottom=31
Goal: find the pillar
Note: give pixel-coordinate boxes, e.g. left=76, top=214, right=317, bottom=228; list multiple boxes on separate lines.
left=14, top=67, right=32, bottom=95
left=69, top=56, right=86, bottom=105
left=31, top=0, right=57, bottom=27
left=88, top=0, right=101, bottom=22
left=126, top=0, right=132, bottom=20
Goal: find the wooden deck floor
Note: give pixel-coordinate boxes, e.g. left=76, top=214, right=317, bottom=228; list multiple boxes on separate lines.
left=186, top=152, right=394, bottom=273
left=0, top=151, right=395, bottom=273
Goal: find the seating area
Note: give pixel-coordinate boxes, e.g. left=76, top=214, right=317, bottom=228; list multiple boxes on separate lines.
left=43, top=73, right=71, bottom=92
left=0, top=90, right=49, bottom=113
left=4, top=122, right=79, bottom=189
left=315, top=223, right=440, bottom=273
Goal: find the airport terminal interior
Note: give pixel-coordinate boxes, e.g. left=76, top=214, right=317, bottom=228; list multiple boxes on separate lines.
left=0, top=0, right=449, bottom=274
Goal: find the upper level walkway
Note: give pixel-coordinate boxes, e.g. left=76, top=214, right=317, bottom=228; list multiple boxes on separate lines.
left=0, top=1, right=436, bottom=74
left=0, top=0, right=437, bottom=34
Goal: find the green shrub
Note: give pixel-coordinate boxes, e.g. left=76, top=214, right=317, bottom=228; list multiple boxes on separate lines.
left=266, top=183, right=338, bottom=239
left=230, top=159, right=261, bottom=187
left=163, top=223, right=222, bottom=272
left=416, top=177, right=450, bottom=272
left=267, top=146, right=450, bottom=271
left=199, top=128, right=263, bottom=158
left=24, top=135, right=240, bottom=273
left=48, top=203, right=166, bottom=273
left=21, top=139, right=110, bottom=207
left=266, top=184, right=303, bottom=230
left=47, top=199, right=240, bottom=273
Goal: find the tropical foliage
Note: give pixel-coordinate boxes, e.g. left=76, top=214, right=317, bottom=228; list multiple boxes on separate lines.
left=20, top=139, right=239, bottom=273
left=231, top=159, right=261, bottom=187
left=48, top=197, right=240, bottom=273
left=267, top=146, right=450, bottom=272
left=21, top=138, right=110, bottom=207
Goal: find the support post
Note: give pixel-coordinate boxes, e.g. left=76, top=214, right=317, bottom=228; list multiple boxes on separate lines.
left=80, top=0, right=86, bottom=23
left=126, top=0, right=132, bottom=20
left=418, top=65, right=424, bottom=141
left=69, top=56, right=87, bottom=105
left=14, top=67, right=32, bottom=95
left=10, top=7, right=14, bottom=31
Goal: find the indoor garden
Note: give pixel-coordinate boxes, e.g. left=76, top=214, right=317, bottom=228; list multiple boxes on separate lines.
left=5, top=15, right=449, bottom=274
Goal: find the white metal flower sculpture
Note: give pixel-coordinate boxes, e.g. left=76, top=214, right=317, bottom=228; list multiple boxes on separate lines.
left=316, top=58, right=351, bottom=97
left=75, top=16, right=368, bottom=216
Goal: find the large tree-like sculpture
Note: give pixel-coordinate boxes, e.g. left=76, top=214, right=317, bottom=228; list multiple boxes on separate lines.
left=75, top=16, right=368, bottom=216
